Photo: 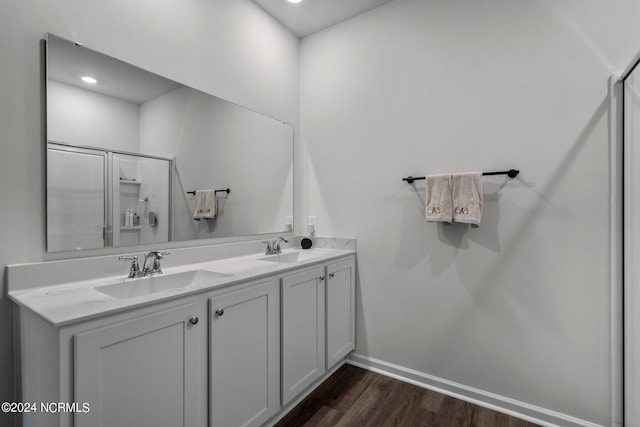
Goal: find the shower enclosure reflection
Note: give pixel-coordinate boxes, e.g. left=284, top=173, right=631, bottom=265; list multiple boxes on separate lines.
left=47, top=144, right=171, bottom=251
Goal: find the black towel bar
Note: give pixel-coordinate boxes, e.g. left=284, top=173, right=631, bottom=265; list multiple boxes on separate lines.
left=402, top=169, right=519, bottom=184
left=187, top=188, right=231, bottom=196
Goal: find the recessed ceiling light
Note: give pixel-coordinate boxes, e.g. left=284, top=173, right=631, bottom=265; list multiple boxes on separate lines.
left=287, top=0, right=302, bottom=4
left=81, top=76, right=97, bottom=84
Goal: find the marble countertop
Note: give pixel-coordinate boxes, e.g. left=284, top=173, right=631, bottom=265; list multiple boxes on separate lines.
left=9, top=247, right=355, bottom=327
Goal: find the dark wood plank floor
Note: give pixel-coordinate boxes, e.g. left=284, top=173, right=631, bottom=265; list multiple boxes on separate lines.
left=275, top=364, right=541, bottom=427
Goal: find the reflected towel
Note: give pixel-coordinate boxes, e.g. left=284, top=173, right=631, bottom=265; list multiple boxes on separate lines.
left=193, top=190, right=217, bottom=220
left=425, top=174, right=453, bottom=223
left=452, top=172, right=483, bottom=227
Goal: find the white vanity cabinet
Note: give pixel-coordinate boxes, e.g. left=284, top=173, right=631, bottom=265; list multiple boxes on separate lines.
left=12, top=247, right=356, bottom=427
left=17, top=297, right=207, bottom=427
left=280, top=255, right=356, bottom=405
left=208, top=278, right=280, bottom=427
left=281, top=266, right=326, bottom=405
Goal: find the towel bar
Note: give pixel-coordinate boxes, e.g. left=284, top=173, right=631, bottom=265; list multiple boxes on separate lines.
left=187, top=188, right=230, bottom=196
left=402, top=169, right=519, bottom=184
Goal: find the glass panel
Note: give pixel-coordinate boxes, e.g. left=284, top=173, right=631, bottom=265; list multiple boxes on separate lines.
left=624, top=64, right=640, bottom=426
left=47, top=145, right=106, bottom=251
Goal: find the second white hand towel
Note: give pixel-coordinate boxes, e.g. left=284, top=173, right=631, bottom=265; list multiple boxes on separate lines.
left=425, top=174, right=453, bottom=223
left=452, top=172, right=483, bottom=227
left=193, top=190, right=217, bottom=220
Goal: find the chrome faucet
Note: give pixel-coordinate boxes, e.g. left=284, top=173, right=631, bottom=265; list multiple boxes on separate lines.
left=142, top=250, right=170, bottom=275
left=119, top=250, right=170, bottom=279
left=263, top=237, right=288, bottom=255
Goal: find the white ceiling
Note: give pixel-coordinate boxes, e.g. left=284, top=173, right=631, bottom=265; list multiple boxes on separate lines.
left=48, top=2, right=397, bottom=102
left=253, top=0, right=395, bottom=38
left=47, top=34, right=182, bottom=105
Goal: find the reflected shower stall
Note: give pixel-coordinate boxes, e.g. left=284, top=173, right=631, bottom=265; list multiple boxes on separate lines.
left=47, top=143, right=172, bottom=252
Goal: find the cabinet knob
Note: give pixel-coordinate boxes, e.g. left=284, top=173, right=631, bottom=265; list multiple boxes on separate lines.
left=329, top=273, right=335, bottom=279
left=215, top=309, right=224, bottom=316
left=319, top=276, right=325, bottom=281
left=189, top=316, right=199, bottom=325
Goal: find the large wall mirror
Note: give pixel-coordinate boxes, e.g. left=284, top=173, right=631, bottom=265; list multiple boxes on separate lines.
left=46, top=34, right=294, bottom=252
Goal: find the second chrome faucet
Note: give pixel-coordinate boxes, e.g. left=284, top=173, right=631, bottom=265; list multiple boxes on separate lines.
left=263, top=237, right=288, bottom=255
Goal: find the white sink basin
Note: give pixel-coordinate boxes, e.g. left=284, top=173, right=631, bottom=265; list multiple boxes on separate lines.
left=258, top=250, right=319, bottom=264
left=95, top=270, right=231, bottom=299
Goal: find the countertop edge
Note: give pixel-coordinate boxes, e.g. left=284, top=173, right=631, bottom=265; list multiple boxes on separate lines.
left=10, top=249, right=356, bottom=328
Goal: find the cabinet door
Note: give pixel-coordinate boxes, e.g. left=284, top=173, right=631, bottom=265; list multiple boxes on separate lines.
left=326, top=257, right=356, bottom=369
left=281, top=266, right=326, bottom=405
left=209, top=280, right=280, bottom=427
left=74, top=303, right=200, bottom=427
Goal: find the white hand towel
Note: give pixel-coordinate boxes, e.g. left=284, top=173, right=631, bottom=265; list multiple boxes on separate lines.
left=425, top=174, right=453, bottom=223
left=452, top=172, right=483, bottom=227
left=193, top=190, right=217, bottom=220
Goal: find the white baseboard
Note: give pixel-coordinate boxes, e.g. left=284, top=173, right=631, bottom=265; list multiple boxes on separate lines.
left=346, top=353, right=602, bottom=427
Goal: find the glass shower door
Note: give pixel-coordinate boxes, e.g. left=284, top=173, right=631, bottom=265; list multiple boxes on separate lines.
left=624, top=61, right=640, bottom=427
left=47, top=144, right=107, bottom=251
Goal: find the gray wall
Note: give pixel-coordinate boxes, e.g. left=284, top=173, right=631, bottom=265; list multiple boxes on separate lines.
left=139, top=87, right=294, bottom=241
left=299, top=0, right=640, bottom=425
left=48, top=80, right=141, bottom=152
left=0, top=1, right=299, bottom=425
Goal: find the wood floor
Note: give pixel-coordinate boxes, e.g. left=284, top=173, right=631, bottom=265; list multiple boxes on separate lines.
left=275, top=364, right=541, bottom=427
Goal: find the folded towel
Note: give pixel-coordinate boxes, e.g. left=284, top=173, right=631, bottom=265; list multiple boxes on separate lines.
left=425, top=174, right=453, bottom=223
left=193, top=190, right=217, bottom=220
left=452, top=172, right=483, bottom=227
